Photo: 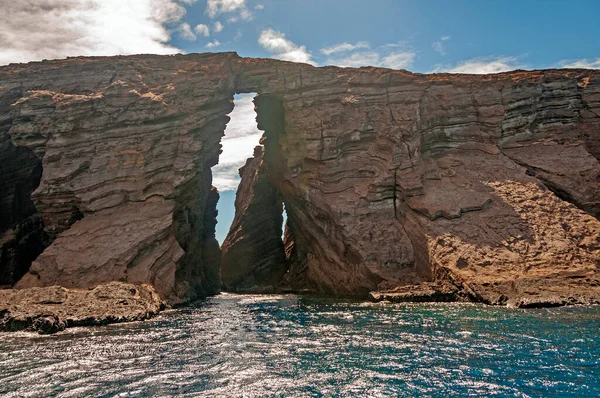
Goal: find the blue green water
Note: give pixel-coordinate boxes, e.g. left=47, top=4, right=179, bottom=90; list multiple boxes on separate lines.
left=1, top=294, right=599, bottom=397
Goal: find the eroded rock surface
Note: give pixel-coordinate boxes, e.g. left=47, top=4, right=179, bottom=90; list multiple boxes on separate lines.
left=1, top=54, right=233, bottom=303
left=0, top=282, right=164, bottom=334
left=1, top=53, right=599, bottom=306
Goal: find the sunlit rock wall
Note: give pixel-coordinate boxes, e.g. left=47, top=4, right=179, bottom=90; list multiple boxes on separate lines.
left=1, top=53, right=599, bottom=305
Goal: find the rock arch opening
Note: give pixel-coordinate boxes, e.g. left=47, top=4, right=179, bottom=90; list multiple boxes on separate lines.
left=215, top=94, right=291, bottom=293
left=213, top=93, right=265, bottom=245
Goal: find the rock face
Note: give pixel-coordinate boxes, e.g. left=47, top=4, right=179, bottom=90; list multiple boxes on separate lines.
left=1, top=53, right=599, bottom=307
left=0, top=85, right=47, bottom=286
left=1, top=54, right=232, bottom=303
left=0, top=282, right=164, bottom=334
left=220, top=145, right=286, bottom=292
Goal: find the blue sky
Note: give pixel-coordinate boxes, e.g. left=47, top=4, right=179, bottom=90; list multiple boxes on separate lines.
left=168, top=0, right=600, bottom=72
left=2, top=0, right=599, bottom=242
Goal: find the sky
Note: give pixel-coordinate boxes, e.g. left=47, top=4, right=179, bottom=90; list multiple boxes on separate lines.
left=3, top=0, right=600, bottom=242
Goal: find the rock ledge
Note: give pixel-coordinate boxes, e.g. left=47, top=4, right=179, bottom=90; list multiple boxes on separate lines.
left=0, top=282, right=165, bottom=334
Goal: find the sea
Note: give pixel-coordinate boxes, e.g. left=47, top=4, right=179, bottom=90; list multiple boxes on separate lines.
left=1, top=293, right=599, bottom=397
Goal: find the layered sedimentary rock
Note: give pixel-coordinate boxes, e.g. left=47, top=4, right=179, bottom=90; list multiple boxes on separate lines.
left=0, top=282, right=164, bottom=334
left=1, top=54, right=232, bottom=303
left=1, top=53, right=599, bottom=306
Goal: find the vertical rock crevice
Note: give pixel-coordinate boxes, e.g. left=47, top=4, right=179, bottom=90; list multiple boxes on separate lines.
left=219, top=94, right=292, bottom=292
left=220, top=143, right=286, bottom=292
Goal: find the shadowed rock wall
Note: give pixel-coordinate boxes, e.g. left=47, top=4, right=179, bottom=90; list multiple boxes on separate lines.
left=220, top=145, right=286, bottom=292
left=0, top=84, right=47, bottom=286
left=1, top=53, right=599, bottom=305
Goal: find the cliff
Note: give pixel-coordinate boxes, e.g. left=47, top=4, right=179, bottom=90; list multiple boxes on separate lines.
left=1, top=53, right=599, bottom=306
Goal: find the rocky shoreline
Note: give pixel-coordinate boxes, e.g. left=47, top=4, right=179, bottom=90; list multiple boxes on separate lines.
left=0, top=282, right=165, bottom=334
left=3, top=280, right=600, bottom=335
left=369, top=286, right=600, bottom=308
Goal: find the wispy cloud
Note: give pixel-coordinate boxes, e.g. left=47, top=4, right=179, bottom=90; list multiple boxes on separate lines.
left=320, top=41, right=370, bottom=56
left=206, top=40, right=221, bottom=48
left=0, top=0, right=186, bottom=66
left=324, top=42, right=416, bottom=70
left=380, top=52, right=416, bottom=69
left=326, top=51, right=379, bottom=67
left=255, top=4, right=264, bottom=10
left=558, top=58, right=600, bottom=69
left=212, top=94, right=263, bottom=192
left=433, top=56, right=524, bottom=74
left=432, top=35, right=450, bottom=55
left=258, top=29, right=315, bottom=65
left=206, top=0, right=252, bottom=20
left=213, top=21, right=224, bottom=33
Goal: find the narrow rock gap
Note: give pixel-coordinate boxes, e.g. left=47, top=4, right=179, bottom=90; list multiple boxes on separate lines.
left=213, top=93, right=265, bottom=247
left=218, top=94, right=292, bottom=293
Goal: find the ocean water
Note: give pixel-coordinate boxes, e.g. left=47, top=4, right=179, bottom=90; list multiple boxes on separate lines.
left=1, top=294, right=599, bottom=397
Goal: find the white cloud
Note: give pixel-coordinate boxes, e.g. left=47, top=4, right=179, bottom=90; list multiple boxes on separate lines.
left=213, top=21, right=224, bottom=33
left=558, top=58, right=600, bottom=69
left=206, top=0, right=251, bottom=20
left=179, top=23, right=197, bottom=41
left=255, top=4, right=264, bottom=10
left=212, top=94, right=263, bottom=192
left=0, top=0, right=187, bottom=66
left=206, top=40, right=221, bottom=48
left=433, top=56, right=524, bottom=74
left=258, top=29, right=315, bottom=65
left=326, top=51, right=380, bottom=67
left=320, top=41, right=370, bottom=56
left=239, top=8, right=252, bottom=20
left=195, top=23, right=210, bottom=37
left=326, top=48, right=416, bottom=70
left=380, top=52, right=416, bottom=69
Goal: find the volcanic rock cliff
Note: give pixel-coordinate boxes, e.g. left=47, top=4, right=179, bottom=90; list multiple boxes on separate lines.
left=1, top=52, right=599, bottom=306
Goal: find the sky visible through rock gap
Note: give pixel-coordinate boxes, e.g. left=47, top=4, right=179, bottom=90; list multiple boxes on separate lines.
left=213, top=93, right=287, bottom=243
left=214, top=93, right=262, bottom=243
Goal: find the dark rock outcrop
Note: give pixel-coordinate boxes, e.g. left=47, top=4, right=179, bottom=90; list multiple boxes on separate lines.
left=0, top=53, right=599, bottom=307
left=0, top=85, right=47, bottom=286
left=0, top=282, right=164, bottom=334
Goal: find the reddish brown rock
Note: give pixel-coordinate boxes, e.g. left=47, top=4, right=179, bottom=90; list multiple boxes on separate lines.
left=0, top=282, right=164, bottom=334
left=220, top=145, right=286, bottom=292
left=0, top=53, right=599, bottom=307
